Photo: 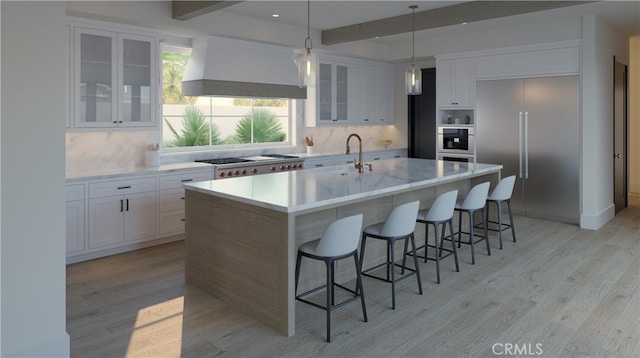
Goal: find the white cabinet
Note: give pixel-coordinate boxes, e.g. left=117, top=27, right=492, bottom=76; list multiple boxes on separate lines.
left=351, top=64, right=395, bottom=125
left=65, top=184, right=86, bottom=254
left=88, top=176, right=157, bottom=249
left=72, top=26, right=156, bottom=128
left=157, top=170, right=212, bottom=237
left=436, top=57, right=475, bottom=108
left=306, top=55, right=395, bottom=126
left=314, top=58, right=349, bottom=124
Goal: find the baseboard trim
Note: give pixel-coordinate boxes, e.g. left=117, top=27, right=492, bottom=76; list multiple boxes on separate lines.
left=3, top=332, right=69, bottom=357
left=580, top=204, right=615, bottom=230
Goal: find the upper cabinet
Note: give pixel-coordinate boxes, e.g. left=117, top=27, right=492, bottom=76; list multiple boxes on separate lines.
left=436, top=57, right=475, bottom=108
left=316, top=60, right=349, bottom=123
left=70, top=22, right=157, bottom=129
left=306, top=54, right=394, bottom=127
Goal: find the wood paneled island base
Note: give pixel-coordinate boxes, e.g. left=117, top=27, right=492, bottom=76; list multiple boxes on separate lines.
left=184, top=159, right=501, bottom=336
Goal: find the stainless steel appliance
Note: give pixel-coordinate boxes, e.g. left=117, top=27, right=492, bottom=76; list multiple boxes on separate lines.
left=476, top=76, right=579, bottom=224
left=196, top=154, right=304, bottom=179
left=437, top=153, right=472, bottom=163
left=437, top=126, right=474, bottom=155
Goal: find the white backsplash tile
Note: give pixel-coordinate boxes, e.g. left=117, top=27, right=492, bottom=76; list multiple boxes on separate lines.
left=66, top=121, right=406, bottom=174
left=66, top=131, right=159, bottom=172
left=300, top=125, right=403, bottom=155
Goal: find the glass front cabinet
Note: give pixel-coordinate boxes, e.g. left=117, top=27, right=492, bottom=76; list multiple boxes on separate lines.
left=73, top=26, right=156, bottom=128
left=316, top=59, right=349, bottom=123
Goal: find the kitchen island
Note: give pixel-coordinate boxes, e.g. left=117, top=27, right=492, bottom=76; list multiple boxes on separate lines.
left=183, top=158, right=502, bottom=336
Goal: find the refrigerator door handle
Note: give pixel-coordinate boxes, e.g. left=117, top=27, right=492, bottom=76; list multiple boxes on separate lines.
left=524, top=111, right=529, bottom=179
left=519, top=111, right=523, bottom=178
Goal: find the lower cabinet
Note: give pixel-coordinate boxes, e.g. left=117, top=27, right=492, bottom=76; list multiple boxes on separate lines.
left=65, top=167, right=214, bottom=263
left=88, top=191, right=157, bottom=249
left=157, top=169, right=212, bottom=236
left=65, top=184, right=86, bottom=254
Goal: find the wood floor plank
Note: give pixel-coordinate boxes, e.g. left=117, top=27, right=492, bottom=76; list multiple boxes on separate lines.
left=67, top=201, right=640, bottom=357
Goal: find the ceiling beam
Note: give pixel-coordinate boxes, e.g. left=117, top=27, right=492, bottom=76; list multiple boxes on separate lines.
left=321, top=1, right=593, bottom=45
left=172, top=1, right=243, bottom=21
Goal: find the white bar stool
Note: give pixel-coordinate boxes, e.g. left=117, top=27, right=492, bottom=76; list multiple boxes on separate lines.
left=485, top=175, right=517, bottom=249
left=359, top=201, right=422, bottom=310
left=408, top=190, right=459, bottom=284
left=294, top=214, right=367, bottom=342
left=455, top=182, right=491, bottom=264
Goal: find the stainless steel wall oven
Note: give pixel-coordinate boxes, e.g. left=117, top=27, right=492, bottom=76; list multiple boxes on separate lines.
left=437, top=126, right=474, bottom=155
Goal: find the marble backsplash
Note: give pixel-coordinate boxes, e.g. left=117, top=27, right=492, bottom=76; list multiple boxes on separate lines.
left=66, top=125, right=406, bottom=173
left=66, top=131, right=160, bottom=173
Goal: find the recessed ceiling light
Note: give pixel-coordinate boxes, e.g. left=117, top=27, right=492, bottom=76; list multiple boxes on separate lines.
left=272, top=14, right=280, bottom=18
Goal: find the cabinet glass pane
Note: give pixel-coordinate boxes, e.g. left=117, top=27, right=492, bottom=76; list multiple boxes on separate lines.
left=336, top=65, right=348, bottom=120
left=318, top=63, right=332, bottom=120
left=80, top=33, right=112, bottom=123
left=122, top=38, right=151, bottom=123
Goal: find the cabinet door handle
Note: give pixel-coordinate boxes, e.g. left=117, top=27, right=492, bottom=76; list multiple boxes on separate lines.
left=181, top=179, right=193, bottom=182
left=126, top=199, right=129, bottom=211
left=181, top=197, right=185, bottom=200
left=315, top=164, right=324, bottom=167
left=181, top=218, right=185, bottom=222
left=117, top=186, right=131, bottom=190
left=120, top=199, right=123, bottom=212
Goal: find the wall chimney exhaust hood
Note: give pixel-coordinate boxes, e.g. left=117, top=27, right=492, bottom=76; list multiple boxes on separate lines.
left=182, top=36, right=306, bottom=99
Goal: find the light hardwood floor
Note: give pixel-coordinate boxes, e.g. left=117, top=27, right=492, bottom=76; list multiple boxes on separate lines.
left=67, top=196, right=640, bottom=357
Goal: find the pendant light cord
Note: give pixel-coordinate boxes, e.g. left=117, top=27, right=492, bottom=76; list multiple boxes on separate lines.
left=305, top=0, right=313, bottom=52
left=410, top=5, right=417, bottom=66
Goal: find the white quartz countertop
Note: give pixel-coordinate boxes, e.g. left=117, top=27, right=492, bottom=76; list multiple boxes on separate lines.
left=184, top=158, right=502, bottom=214
left=66, top=162, right=213, bottom=182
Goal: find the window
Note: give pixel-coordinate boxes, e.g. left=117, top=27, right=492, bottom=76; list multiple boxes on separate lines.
left=161, top=46, right=292, bottom=150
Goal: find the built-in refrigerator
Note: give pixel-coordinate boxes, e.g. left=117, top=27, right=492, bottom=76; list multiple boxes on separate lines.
left=476, top=76, right=579, bottom=224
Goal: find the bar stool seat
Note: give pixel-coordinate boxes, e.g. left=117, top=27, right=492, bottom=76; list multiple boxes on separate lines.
left=484, top=175, right=517, bottom=249
left=359, top=201, right=422, bottom=310
left=409, top=190, right=459, bottom=284
left=295, top=214, right=367, bottom=342
left=454, top=182, right=491, bottom=264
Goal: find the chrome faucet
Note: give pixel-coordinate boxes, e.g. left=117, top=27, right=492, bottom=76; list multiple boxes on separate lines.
left=346, top=133, right=364, bottom=173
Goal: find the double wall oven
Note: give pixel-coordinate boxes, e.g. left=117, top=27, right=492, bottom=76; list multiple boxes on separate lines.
left=437, top=126, right=474, bottom=162
left=196, top=154, right=304, bottom=179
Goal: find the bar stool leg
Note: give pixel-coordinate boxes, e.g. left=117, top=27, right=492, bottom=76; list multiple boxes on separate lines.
left=435, top=222, right=442, bottom=284
left=482, top=208, right=491, bottom=256
left=353, top=253, right=368, bottom=322
left=409, top=233, right=423, bottom=294
left=468, top=211, right=476, bottom=265
left=295, top=252, right=302, bottom=292
left=507, top=200, right=517, bottom=242
left=424, top=224, right=430, bottom=263
left=449, top=220, right=459, bottom=272
left=323, top=258, right=333, bottom=342
left=390, top=240, right=396, bottom=310
left=495, top=201, right=504, bottom=249
left=358, top=234, right=367, bottom=278
left=331, top=261, right=336, bottom=306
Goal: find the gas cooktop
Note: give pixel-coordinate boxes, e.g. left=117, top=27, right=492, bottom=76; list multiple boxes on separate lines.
left=195, top=157, right=253, bottom=165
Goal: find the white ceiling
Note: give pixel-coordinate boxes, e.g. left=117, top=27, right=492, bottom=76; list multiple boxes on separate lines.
left=221, top=0, right=640, bottom=44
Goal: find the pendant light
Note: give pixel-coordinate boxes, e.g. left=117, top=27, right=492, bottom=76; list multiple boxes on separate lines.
left=298, top=0, right=313, bottom=87
left=405, top=5, right=422, bottom=95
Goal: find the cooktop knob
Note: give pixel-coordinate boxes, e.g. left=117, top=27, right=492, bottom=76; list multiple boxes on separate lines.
left=252, top=168, right=258, bottom=174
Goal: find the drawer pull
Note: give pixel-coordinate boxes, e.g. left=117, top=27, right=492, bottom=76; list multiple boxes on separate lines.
left=117, top=186, right=131, bottom=190
left=181, top=218, right=185, bottom=222
left=181, top=179, right=193, bottom=182
left=373, top=157, right=381, bottom=160
left=315, top=164, right=324, bottom=167
left=181, top=197, right=185, bottom=200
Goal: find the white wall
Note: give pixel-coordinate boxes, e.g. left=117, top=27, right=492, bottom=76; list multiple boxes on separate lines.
left=1, top=1, right=69, bottom=356
left=580, top=15, right=630, bottom=229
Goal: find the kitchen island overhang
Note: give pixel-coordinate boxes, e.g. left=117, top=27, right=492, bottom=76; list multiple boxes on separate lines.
left=183, top=158, right=502, bottom=336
